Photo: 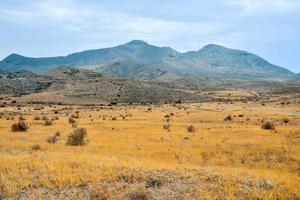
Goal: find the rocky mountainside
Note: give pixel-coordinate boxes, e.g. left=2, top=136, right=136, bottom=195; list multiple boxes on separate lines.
left=0, top=40, right=294, bottom=80
left=47, top=66, right=103, bottom=80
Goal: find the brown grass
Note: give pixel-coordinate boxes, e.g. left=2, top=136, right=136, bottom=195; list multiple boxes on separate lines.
left=0, top=100, right=299, bottom=199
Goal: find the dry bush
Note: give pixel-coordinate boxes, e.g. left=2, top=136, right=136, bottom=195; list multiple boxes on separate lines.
left=126, top=189, right=150, bottom=200
left=282, top=118, right=289, bottom=124
left=163, top=124, right=170, bottom=130
left=90, top=185, right=111, bottom=200
left=34, top=116, right=41, bottom=120
left=146, top=178, right=162, bottom=188
left=52, top=116, right=59, bottom=121
left=262, top=121, right=275, bottom=130
left=187, top=125, right=195, bottom=133
left=42, top=116, right=48, bottom=121
left=224, top=115, right=232, bottom=121
left=44, top=120, right=53, bottom=126
left=47, top=132, right=60, bottom=143
left=46, top=135, right=58, bottom=143
left=19, top=116, right=26, bottom=121
left=31, top=144, right=41, bottom=151
left=71, top=113, right=79, bottom=119
left=11, top=121, right=29, bottom=132
left=112, top=117, right=117, bottom=121
left=66, top=128, right=87, bottom=146
left=68, top=118, right=76, bottom=124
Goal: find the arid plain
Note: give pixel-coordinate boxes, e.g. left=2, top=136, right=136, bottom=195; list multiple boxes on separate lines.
left=0, top=92, right=300, bottom=200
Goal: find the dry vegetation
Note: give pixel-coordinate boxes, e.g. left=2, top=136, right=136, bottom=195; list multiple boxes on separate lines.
left=0, top=95, right=300, bottom=199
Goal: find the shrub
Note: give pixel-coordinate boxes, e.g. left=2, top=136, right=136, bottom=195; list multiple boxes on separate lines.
left=126, top=190, right=150, bottom=200
left=31, top=144, right=41, bottom=151
left=11, top=121, right=29, bottom=132
left=68, top=118, right=76, bottom=124
left=34, top=116, right=41, bottom=120
left=42, top=116, right=48, bottom=121
left=55, top=131, right=60, bottom=137
left=44, top=120, right=53, bottom=126
left=282, top=118, right=289, bottom=124
left=66, top=128, right=87, bottom=146
left=163, top=124, right=170, bottom=130
left=19, top=116, right=26, bottom=121
left=112, top=117, right=117, bottom=121
left=53, top=116, right=59, bottom=121
left=262, top=121, right=275, bottom=130
left=71, top=113, right=79, bottom=119
left=224, top=115, right=232, bottom=121
left=146, top=178, right=162, bottom=188
left=46, top=135, right=58, bottom=143
left=187, top=125, right=195, bottom=133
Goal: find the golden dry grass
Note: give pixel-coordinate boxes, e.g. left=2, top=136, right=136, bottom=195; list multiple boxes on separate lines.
left=0, top=100, right=299, bottom=199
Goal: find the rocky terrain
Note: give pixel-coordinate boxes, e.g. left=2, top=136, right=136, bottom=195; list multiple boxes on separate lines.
left=0, top=65, right=299, bottom=104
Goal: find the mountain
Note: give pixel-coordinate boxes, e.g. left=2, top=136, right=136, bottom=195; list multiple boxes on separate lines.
left=285, top=73, right=300, bottom=85
left=0, top=40, right=295, bottom=79
left=47, top=66, right=102, bottom=80
left=95, top=60, right=166, bottom=80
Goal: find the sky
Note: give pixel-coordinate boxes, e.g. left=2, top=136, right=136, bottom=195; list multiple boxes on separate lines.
left=0, top=0, right=299, bottom=73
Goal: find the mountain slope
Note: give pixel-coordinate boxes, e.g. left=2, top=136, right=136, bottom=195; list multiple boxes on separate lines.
left=0, top=40, right=294, bottom=79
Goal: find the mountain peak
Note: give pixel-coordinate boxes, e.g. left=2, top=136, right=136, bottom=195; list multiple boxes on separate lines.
left=201, top=44, right=227, bottom=51
left=126, top=40, right=148, bottom=46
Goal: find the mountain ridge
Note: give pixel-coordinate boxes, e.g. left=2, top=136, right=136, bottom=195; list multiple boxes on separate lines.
left=0, top=40, right=295, bottom=79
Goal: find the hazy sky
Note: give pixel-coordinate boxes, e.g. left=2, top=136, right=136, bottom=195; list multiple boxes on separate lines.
left=0, top=0, right=299, bottom=72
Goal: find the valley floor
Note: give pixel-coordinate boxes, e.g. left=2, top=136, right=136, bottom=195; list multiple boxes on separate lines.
left=0, top=99, right=300, bottom=199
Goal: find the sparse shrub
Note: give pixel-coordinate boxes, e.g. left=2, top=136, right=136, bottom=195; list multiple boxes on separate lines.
left=66, top=128, right=87, bottom=146
left=126, top=190, right=150, bottom=200
left=112, top=117, right=117, bottom=120
left=163, top=124, right=170, bottom=130
left=224, top=115, right=232, bottom=121
left=238, top=114, right=244, bottom=117
left=262, top=121, right=275, bottom=130
left=282, top=118, right=289, bottom=124
left=11, top=121, right=29, bottom=132
left=187, top=125, right=195, bottom=133
left=175, top=99, right=181, bottom=104
left=90, top=185, right=110, bottom=200
left=31, top=144, right=41, bottom=151
left=42, top=116, right=48, bottom=121
left=46, top=135, right=58, bottom=143
left=34, top=116, right=41, bottom=120
left=53, top=116, right=59, bottom=121
left=146, top=178, right=162, bottom=188
left=68, top=118, right=76, bottom=124
left=71, top=113, right=79, bottom=119
left=44, top=120, right=53, bottom=126
left=19, top=116, right=26, bottom=121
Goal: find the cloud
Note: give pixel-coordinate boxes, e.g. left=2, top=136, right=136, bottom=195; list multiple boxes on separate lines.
left=232, top=0, right=300, bottom=14
left=0, top=0, right=299, bottom=72
left=0, top=0, right=219, bottom=42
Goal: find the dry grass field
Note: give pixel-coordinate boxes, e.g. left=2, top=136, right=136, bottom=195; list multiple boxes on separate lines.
left=0, top=97, right=300, bottom=199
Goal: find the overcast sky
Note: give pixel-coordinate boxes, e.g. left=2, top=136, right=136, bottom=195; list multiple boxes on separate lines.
left=0, top=0, right=299, bottom=72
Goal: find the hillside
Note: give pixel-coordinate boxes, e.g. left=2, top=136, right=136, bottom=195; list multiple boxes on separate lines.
left=0, top=40, right=294, bottom=80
